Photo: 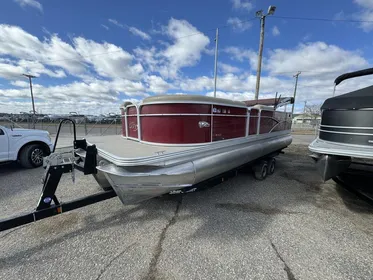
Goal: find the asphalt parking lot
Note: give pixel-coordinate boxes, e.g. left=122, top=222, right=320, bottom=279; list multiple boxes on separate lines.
left=1, top=139, right=373, bottom=280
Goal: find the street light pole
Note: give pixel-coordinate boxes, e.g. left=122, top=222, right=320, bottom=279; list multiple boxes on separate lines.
left=255, top=15, right=265, bottom=100
left=23, top=74, right=37, bottom=129
left=291, top=71, right=301, bottom=116
left=213, top=28, right=219, bottom=98
left=254, top=5, right=276, bottom=100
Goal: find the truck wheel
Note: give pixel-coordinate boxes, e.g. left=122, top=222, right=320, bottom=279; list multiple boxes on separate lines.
left=268, top=158, right=276, bottom=175
left=19, top=144, right=45, bottom=168
left=253, top=161, right=268, bottom=181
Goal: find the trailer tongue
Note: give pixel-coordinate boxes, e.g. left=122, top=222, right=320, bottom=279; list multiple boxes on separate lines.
left=0, top=119, right=117, bottom=232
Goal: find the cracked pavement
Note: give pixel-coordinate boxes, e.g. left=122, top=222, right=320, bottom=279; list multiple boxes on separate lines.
left=1, top=143, right=373, bottom=280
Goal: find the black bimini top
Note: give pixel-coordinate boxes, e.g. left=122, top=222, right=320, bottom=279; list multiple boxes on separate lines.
left=334, top=68, right=373, bottom=85
left=321, top=85, right=373, bottom=110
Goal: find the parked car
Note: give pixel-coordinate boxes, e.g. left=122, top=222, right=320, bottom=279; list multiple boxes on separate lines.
left=0, top=125, right=54, bottom=168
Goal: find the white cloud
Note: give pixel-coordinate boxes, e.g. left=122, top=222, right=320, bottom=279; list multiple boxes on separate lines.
left=231, top=0, right=253, bottom=12
left=161, top=18, right=210, bottom=78
left=10, top=80, right=29, bottom=87
left=108, top=19, right=125, bottom=28
left=227, top=17, right=252, bottom=32
left=265, top=42, right=368, bottom=79
left=206, top=91, right=255, bottom=101
left=146, top=75, right=171, bottom=94
left=128, top=27, right=151, bottom=40
left=0, top=24, right=145, bottom=80
left=0, top=58, right=66, bottom=80
left=133, top=46, right=160, bottom=72
left=272, top=26, right=280, bottom=36
left=101, top=24, right=109, bottom=30
left=0, top=25, right=86, bottom=75
left=224, top=46, right=257, bottom=70
left=0, top=78, right=147, bottom=103
left=179, top=76, right=213, bottom=92
left=203, top=48, right=215, bottom=56
left=353, top=0, right=373, bottom=31
left=177, top=73, right=286, bottom=94
left=355, top=0, right=373, bottom=9
left=108, top=19, right=151, bottom=40
left=219, top=62, right=241, bottom=74
left=14, top=0, right=43, bottom=12
left=73, top=37, right=144, bottom=80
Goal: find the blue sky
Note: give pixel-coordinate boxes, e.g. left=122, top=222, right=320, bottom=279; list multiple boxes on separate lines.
left=0, top=0, right=373, bottom=115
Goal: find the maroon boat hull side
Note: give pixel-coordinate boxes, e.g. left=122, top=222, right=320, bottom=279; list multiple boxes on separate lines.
left=141, top=115, right=212, bottom=144
left=141, top=104, right=211, bottom=114
left=122, top=101, right=291, bottom=144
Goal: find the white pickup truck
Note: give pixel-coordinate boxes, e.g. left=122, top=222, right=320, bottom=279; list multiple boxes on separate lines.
left=0, top=125, right=54, bottom=168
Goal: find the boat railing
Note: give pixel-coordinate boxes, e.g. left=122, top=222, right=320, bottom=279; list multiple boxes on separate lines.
left=122, top=103, right=291, bottom=145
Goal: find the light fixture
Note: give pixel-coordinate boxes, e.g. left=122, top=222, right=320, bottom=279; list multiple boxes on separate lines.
left=267, top=5, right=276, bottom=15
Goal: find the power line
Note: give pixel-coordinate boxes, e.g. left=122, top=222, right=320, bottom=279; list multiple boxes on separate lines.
left=272, top=15, right=373, bottom=23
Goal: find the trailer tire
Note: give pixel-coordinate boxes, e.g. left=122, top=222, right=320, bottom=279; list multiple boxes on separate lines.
left=268, top=158, right=276, bottom=175
left=253, top=161, right=268, bottom=181
left=19, top=144, right=45, bottom=168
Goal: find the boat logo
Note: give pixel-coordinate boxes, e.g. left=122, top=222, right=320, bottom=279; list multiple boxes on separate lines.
left=129, top=122, right=138, bottom=131
left=198, top=121, right=210, bottom=128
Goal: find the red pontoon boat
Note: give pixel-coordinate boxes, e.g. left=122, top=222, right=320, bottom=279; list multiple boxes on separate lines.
left=77, top=94, right=294, bottom=204
left=0, top=94, right=294, bottom=232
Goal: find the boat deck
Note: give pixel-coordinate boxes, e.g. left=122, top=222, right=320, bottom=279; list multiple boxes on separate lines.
left=84, top=131, right=291, bottom=167
left=309, top=138, right=373, bottom=159
left=85, top=135, right=199, bottom=159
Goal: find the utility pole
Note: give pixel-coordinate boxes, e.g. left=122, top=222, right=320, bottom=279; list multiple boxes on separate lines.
left=23, top=74, right=37, bottom=129
left=254, top=5, right=276, bottom=100
left=291, top=71, right=301, bottom=116
left=213, top=28, right=219, bottom=98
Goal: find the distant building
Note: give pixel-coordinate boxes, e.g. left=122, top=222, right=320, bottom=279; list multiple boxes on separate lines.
left=292, top=114, right=321, bottom=125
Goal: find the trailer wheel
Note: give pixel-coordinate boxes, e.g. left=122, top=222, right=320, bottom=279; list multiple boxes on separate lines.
left=268, top=158, right=276, bottom=175
left=253, top=161, right=268, bottom=181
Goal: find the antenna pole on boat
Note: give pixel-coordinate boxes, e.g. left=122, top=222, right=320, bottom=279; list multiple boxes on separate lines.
left=213, top=28, right=219, bottom=98
left=291, top=71, right=301, bottom=116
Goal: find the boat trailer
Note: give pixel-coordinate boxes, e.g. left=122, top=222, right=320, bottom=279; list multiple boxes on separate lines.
left=0, top=119, right=283, bottom=232
left=0, top=119, right=117, bottom=232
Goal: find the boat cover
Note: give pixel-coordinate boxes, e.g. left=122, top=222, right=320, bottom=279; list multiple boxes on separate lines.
left=334, top=68, right=373, bottom=85
left=244, top=97, right=294, bottom=107
left=142, top=95, right=246, bottom=107
left=321, top=85, right=373, bottom=110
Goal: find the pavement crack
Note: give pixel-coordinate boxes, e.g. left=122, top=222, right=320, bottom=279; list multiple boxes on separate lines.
left=144, top=197, right=182, bottom=280
left=270, top=241, right=297, bottom=280
left=216, top=203, right=305, bottom=215
left=95, top=243, right=136, bottom=280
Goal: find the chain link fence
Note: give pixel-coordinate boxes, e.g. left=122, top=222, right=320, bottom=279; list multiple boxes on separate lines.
left=0, top=114, right=123, bottom=137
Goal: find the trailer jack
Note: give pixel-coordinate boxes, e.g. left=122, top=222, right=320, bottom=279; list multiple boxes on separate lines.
left=0, top=119, right=117, bottom=232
